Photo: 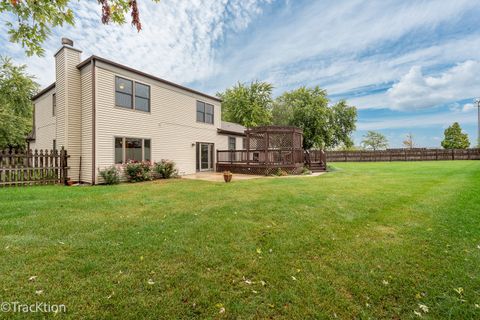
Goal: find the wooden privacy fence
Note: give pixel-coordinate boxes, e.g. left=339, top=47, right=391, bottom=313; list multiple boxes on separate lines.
left=0, top=148, right=69, bottom=187
left=326, top=148, right=480, bottom=162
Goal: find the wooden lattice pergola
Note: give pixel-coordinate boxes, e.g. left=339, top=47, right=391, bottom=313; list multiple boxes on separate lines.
left=217, top=126, right=307, bottom=175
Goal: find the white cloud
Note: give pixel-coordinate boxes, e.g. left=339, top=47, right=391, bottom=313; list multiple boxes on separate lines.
left=384, top=61, right=480, bottom=110
left=1, top=0, right=274, bottom=88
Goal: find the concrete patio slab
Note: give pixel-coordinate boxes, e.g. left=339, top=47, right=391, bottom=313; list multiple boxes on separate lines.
left=182, top=172, right=264, bottom=182
left=182, top=171, right=326, bottom=182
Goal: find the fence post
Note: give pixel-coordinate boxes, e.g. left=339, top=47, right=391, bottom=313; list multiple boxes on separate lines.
left=60, top=147, right=68, bottom=185
left=452, top=149, right=454, bottom=160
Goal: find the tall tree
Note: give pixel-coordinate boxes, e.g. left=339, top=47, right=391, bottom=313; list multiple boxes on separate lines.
left=329, top=100, right=357, bottom=149
left=272, top=87, right=357, bottom=150
left=441, top=122, right=470, bottom=149
left=361, top=131, right=388, bottom=150
left=403, top=132, right=414, bottom=149
left=0, top=57, right=39, bottom=149
left=218, top=81, right=273, bottom=128
left=1, top=0, right=160, bottom=56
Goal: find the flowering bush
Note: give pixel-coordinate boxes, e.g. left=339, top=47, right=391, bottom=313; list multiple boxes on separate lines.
left=98, top=165, right=121, bottom=185
left=123, top=161, right=152, bottom=182
left=153, top=160, right=178, bottom=179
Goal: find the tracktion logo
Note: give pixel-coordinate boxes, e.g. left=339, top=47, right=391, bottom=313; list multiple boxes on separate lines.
left=1, top=301, right=66, bottom=313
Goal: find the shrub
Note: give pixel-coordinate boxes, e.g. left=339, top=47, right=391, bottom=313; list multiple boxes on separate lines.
left=153, top=160, right=178, bottom=179
left=270, top=168, right=288, bottom=176
left=123, top=161, right=152, bottom=182
left=98, top=166, right=121, bottom=185
left=301, top=166, right=312, bottom=175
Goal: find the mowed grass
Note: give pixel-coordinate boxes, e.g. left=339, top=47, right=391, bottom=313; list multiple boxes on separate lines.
left=1, top=162, right=480, bottom=319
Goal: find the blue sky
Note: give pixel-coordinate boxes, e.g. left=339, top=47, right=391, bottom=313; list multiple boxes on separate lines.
left=1, top=0, right=479, bottom=147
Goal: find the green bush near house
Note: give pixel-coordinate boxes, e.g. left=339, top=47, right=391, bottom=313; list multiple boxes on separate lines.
left=123, top=161, right=152, bottom=182
left=98, top=165, right=121, bottom=185
left=153, top=160, right=178, bottom=179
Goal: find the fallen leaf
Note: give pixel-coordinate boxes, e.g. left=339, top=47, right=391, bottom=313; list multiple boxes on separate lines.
left=252, top=290, right=258, bottom=294
left=260, top=280, right=266, bottom=286
left=291, top=276, right=297, bottom=281
left=219, top=307, right=225, bottom=314
left=419, top=304, right=429, bottom=313
left=382, top=280, right=389, bottom=286
left=414, top=310, right=422, bottom=317
left=107, top=292, right=114, bottom=299
left=28, top=276, right=37, bottom=282
left=454, top=287, right=464, bottom=295
left=35, top=290, right=43, bottom=295
left=256, top=248, right=262, bottom=254
left=147, top=279, right=155, bottom=285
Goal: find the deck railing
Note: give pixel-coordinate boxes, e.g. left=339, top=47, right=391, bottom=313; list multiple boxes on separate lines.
left=217, top=149, right=305, bottom=165
left=305, top=150, right=326, bottom=166
left=0, top=148, right=69, bottom=187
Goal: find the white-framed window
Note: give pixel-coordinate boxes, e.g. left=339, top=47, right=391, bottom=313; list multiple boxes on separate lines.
left=115, top=76, right=150, bottom=112
left=228, top=137, right=236, bottom=150
left=196, top=100, right=214, bottom=124
left=115, top=137, right=151, bottom=164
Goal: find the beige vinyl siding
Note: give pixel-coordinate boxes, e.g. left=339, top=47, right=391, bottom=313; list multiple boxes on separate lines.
left=64, top=49, right=82, bottom=182
left=94, top=63, right=221, bottom=178
left=55, top=50, right=66, bottom=148
left=30, top=90, right=56, bottom=151
left=80, top=64, right=93, bottom=183
left=216, top=135, right=243, bottom=151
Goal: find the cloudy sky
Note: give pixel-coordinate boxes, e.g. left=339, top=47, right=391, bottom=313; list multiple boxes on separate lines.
left=1, top=0, right=479, bottom=147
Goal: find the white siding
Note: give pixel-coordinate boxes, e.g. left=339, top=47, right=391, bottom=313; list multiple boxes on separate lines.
left=55, top=50, right=66, bottom=148
left=216, top=135, right=244, bottom=151
left=64, top=49, right=82, bottom=182
left=80, top=65, right=93, bottom=183
left=94, top=63, right=222, bottom=178
left=30, top=89, right=56, bottom=151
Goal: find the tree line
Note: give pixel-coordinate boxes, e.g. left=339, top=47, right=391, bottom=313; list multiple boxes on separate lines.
left=218, top=81, right=358, bottom=150
left=361, top=123, right=471, bottom=151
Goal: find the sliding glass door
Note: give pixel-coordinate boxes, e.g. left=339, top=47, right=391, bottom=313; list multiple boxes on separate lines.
left=196, top=143, right=214, bottom=171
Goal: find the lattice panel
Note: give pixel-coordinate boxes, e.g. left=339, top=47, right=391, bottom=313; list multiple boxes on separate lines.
left=217, top=164, right=303, bottom=176
left=248, top=133, right=266, bottom=150
left=268, top=133, right=293, bottom=149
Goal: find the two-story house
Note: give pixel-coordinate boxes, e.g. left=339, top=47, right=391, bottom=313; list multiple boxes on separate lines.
left=28, top=38, right=245, bottom=184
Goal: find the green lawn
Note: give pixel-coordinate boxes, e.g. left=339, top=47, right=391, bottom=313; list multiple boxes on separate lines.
left=1, top=162, right=479, bottom=319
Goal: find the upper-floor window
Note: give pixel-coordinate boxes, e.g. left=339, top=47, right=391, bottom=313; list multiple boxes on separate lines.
left=52, top=93, right=56, bottom=116
left=196, top=101, right=214, bottom=124
left=115, top=76, right=150, bottom=112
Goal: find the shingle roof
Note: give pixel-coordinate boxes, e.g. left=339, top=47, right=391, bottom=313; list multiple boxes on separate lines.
left=219, top=121, right=246, bottom=135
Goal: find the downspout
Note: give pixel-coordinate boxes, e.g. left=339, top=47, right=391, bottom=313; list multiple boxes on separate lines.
left=91, top=59, right=96, bottom=185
